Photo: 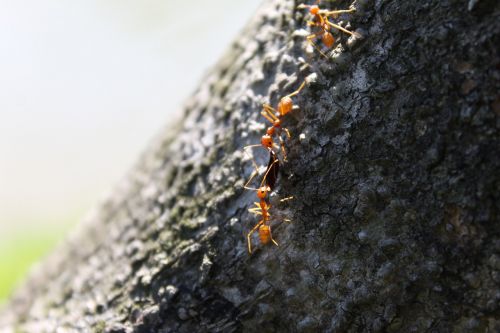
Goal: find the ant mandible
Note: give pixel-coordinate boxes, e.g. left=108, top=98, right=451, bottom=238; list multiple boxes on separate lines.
left=298, top=1, right=358, bottom=57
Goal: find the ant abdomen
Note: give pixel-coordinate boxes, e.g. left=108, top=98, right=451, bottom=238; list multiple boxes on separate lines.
left=278, top=96, right=294, bottom=116
left=259, top=225, right=272, bottom=244
left=322, top=31, right=335, bottom=48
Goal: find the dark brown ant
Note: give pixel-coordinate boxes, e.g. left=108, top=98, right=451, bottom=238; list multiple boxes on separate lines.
left=265, top=149, right=280, bottom=191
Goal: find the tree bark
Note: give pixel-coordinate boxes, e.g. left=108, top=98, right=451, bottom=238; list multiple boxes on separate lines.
left=1, top=0, right=499, bottom=332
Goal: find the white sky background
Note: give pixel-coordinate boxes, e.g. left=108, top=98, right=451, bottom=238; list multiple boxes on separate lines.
left=0, top=0, right=262, bottom=232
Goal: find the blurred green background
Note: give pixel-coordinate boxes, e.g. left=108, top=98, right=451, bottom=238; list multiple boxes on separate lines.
left=0, top=225, right=71, bottom=302
left=0, top=0, right=261, bottom=304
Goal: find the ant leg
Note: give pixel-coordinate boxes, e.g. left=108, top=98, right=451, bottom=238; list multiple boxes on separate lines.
left=276, top=128, right=291, bottom=162
left=262, top=104, right=279, bottom=123
left=323, top=9, right=356, bottom=17
left=249, top=209, right=272, bottom=219
left=278, top=135, right=288, bottom=162
left=249, top=202, right=264, bottom=215
left=263, top=104, right=278, bottom=117
left=249, top=207, right=262, bottom=215
left=280, top=196, right=294, bottom=202
left=325, top=18, right=360, bottom=37
left=306, top=34, right=329, bottom=59
left=272, top=142, right=284, bottom=159
left=243, top=142, right=279, bottom=185
left=247, top=219, right=264, bottom=254
left=261, top=111, right=275, bottom=125
left=243, top=171, right=260, bottom=191
left=243, top=163, right=260, bottom=192
left=297, top=0, right=320, bottom=9
left=243, top=144, right=263, bottom=177
left=283, top=127, right=291, bottom=139
left=285, top=80, right=306, bottom=99
left=259, top=153, right=280, bottom=187
left=268, top=224, right=279, bottom=247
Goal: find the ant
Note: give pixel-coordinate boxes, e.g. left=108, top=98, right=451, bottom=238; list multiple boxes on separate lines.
left=243, top=155, right=280, bottom=254
left=244, top=79, right=306, bottom=165
left=298, top=1, right=359, bottom=57
left=244, top=151, right=294, bottom=254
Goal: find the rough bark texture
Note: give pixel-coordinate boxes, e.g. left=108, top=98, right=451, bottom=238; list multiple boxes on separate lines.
left=1, top=0, right=500, bottom=332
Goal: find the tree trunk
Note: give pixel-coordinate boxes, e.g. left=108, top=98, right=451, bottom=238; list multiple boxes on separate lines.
left=1, top=0, right=499, bottom=332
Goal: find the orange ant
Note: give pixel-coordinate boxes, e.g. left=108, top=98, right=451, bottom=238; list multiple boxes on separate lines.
left=298, top=1, right=358, bottom=57
left=243, top=155, right=280, bottom=254
left=244, top=79, right=306, bottom=164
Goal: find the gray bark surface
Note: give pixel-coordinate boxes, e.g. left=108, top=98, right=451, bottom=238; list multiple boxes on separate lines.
left=1, top=0, right=500, bottom=332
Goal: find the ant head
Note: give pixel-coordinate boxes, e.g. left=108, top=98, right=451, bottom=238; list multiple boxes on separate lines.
left=257, top=186, right=270, bottom=199
left=278, top=96, right=293, bottom=116
left=261, top=134, right=273, bottom=148
left=310, top=5, right=320, bottom=15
